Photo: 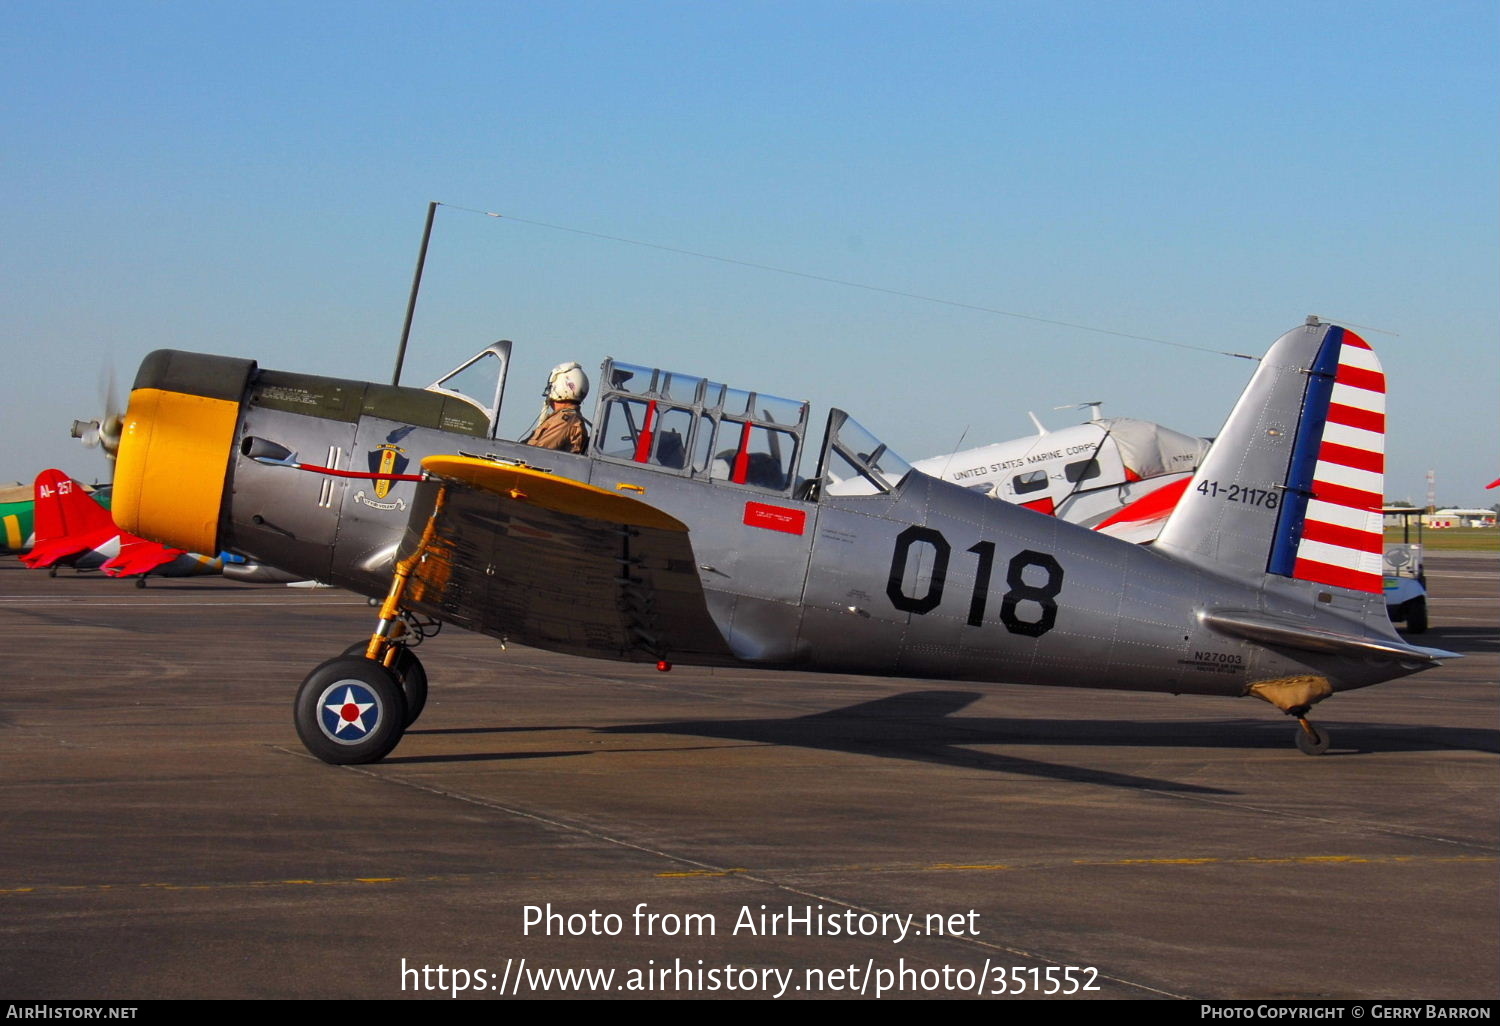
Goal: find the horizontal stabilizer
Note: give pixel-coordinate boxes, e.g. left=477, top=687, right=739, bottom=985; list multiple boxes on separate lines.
left=1202, top=609, right=1458, bottom=667
left=19, top=536, right=97, bottom=569
left=101, top=538, right=186, bottom=577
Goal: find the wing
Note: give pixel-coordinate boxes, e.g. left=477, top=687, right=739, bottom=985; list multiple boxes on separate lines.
left=398, top=456, right=736, bottom=665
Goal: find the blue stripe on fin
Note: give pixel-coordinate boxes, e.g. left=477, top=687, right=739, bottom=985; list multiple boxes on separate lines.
left=1266, top=326, right=1343, bottom=577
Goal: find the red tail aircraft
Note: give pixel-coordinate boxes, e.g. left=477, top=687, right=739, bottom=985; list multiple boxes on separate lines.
left=19, top=469, right=221, bottom=584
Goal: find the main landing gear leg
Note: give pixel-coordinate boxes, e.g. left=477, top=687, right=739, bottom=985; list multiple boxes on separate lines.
left=341, top=638, right=428, bottom=728
left=293, top=487, right=446, bottom=765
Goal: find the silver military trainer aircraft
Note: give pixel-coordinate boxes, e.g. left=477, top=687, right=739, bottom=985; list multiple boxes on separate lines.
left=110, top=319, right=1456, bottom=764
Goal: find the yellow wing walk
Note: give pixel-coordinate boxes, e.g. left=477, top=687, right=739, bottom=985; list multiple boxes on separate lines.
left=421, top=456, right=689, bottom=532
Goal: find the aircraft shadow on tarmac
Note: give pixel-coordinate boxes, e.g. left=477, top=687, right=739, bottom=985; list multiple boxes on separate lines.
left=386, top=690, right=1495, bottom=787
left=1410, top=626, right=1500, bottom=655
left=13, top=570, right=262, bottom=593
left=380, top=749, right=600, bottom=765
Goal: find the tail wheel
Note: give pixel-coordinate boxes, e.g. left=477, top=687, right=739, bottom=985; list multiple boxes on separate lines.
left=295, top=656, right=408, bottom=765
left=1294, top=719, right=1331, bottom=756
left=343, top=642, right=428, bottom=726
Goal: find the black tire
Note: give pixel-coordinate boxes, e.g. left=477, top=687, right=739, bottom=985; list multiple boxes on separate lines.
left=134, top=577, right=147, bottom=589
left=342, top=642, right=428, bottom=726
left=295, top=656, right=408, bottom=764
left=1404, top=597, right=1428, bottom=634
left=392, top=648, right=428, bottom=725
left=1295, top=723, right=1331, bottom=756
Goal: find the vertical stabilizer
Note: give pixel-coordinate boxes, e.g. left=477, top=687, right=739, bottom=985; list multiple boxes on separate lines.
left=32, top=469, right=114, bottom=542
left=1154, top=322, right=1385, bottom=593
left=19, top=469, right=118, bottom=569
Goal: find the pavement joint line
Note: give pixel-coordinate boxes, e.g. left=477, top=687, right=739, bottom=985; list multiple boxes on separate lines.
left=1, top=875, right=456, bottom=896
left=1075, top=854, right=1497, bottom=866
left=300, top=746, right=1190, bottom=999
left=1147, top=790, right=1500, bottom=853
left=6, top=853, right=1493, bottom=897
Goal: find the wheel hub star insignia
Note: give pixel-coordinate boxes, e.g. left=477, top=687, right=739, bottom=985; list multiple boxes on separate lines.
left=324, top=686, right=376, bottom=735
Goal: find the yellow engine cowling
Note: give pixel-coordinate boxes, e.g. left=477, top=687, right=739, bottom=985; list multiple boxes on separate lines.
left=111, top=351, right=256, bottom=555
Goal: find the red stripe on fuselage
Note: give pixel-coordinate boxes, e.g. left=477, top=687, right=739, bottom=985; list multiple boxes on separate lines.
left=1096, top=476, right=1191, bottom=530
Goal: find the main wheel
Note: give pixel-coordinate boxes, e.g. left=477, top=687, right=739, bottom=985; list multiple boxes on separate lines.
left=295, top=656, right=408, bottom=764
left=342, top=642, right=428, bottom=726
left=1294, top=722, right=1331, bottom=756
left=392, top=648, right=428, bottom=725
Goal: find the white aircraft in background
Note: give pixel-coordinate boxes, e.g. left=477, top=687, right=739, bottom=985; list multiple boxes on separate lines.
left=912, top=403, right=1212, bottom=544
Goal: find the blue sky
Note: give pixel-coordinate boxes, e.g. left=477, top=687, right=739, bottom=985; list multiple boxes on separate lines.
left=3, top=1, right=1496, bottom=505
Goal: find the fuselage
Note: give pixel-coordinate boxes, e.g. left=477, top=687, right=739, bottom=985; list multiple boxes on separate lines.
left=113, top=349, right=1419, bottom=704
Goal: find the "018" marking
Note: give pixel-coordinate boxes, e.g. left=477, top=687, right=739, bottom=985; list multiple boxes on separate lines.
left=886, top=526, right=1064, bottom=636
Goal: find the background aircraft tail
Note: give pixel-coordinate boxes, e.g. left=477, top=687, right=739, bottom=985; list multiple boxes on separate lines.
left=31, top=468, right=115, bottom=543
left=23, top=468, right=193, bottom=577
left=19, top=469, right=119, bottom=570
left=1154, top=320, right=1386, bottom=599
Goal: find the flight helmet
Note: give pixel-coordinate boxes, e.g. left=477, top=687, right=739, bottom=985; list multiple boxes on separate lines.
left=545, top=361, right=589, bottom=403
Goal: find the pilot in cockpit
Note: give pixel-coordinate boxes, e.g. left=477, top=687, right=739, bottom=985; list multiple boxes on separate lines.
left=523, top=361, right=591, bottom=455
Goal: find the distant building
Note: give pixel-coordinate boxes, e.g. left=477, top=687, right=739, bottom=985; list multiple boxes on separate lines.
left=1423, top=508, right=1497, bottom=528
